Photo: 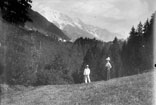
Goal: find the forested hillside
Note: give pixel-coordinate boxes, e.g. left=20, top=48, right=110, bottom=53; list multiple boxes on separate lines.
left=0, top=4, right=155, bottom=86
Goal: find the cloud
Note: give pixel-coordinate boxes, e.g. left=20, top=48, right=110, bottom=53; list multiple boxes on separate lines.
left=72, top=1, right=114, bottom=14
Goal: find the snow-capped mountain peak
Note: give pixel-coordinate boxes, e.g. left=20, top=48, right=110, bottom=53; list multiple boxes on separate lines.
left=35, top=6, right=82, bottom=30
left=32, top=5, right=119, bottom=41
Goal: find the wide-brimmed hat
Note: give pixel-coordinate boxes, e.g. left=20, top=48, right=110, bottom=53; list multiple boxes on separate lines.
left=106, top=57, right=110, bottom=61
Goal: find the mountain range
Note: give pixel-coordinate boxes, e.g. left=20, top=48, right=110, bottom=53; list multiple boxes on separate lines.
left=32, top=6, right=120, bottom=42
left=25, top=9, right=69, bottom=40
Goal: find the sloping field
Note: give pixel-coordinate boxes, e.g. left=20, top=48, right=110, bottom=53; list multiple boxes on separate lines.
left=0, top=72, right=153, bottom=105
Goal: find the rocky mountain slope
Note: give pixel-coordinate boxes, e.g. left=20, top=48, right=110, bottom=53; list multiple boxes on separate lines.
left=32, top=6, right=119, bottom=42
left=25, top=9, right=69, bottom=40
left=1, top=72, right=153, bottom=105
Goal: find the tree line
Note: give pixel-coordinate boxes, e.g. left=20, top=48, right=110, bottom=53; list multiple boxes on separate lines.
left=121, top=13, right=154, bottom=76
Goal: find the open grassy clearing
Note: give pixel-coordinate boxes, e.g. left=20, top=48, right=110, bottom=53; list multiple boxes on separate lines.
left=0, top=72, right=153, bottom=105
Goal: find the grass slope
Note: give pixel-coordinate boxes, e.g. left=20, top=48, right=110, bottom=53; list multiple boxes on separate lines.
left=1, top=72, right=153, bottom=105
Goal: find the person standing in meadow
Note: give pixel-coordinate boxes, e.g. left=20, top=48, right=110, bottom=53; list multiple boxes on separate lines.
left=83, top=65, right=91, bottom=83
left=105, top=57, right=112, bottom=80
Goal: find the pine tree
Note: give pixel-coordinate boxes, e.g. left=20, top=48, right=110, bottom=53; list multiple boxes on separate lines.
left=143, top=19, right=150, bottom=34
left=109, top=37, right=122, bottom=78
left=128, top=26, right=136, bottom=40
left=137, top=22, right=143, bottom=36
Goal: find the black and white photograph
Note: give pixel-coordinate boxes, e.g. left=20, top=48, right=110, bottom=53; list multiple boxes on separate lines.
left=0, top=0, right=155, bottom=105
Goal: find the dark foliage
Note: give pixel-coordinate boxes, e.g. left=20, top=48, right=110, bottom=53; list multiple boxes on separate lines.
left=36, top=55, right=72, bottom=85
left=0, top=0, right=32, bottom=25
left=121, top=12, right=155, bottom=75
left=0, top=63, right=4, bottom=75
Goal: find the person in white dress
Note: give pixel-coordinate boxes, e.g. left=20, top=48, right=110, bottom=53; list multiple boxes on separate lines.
left=105, top=57, right=112, bottom=80
left=83, top=65, right=91, bottom=83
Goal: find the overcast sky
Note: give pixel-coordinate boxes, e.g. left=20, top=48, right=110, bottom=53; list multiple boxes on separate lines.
left=32, top=0, right=156, bottom=39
